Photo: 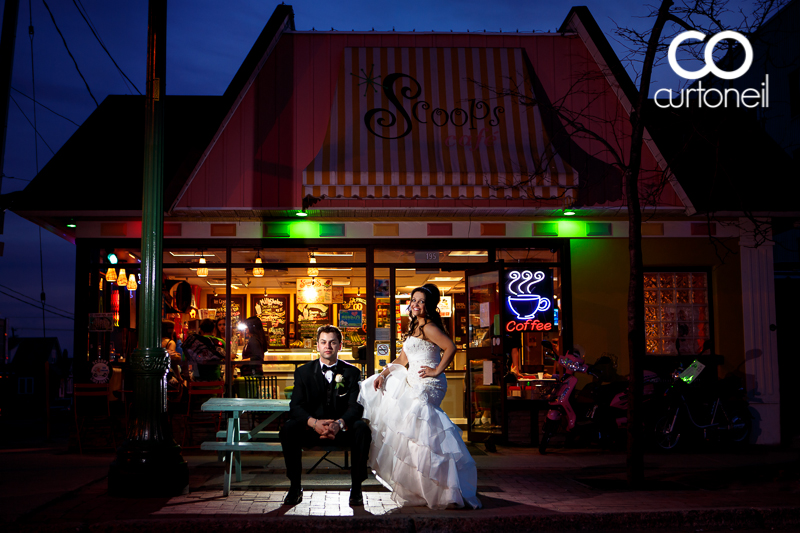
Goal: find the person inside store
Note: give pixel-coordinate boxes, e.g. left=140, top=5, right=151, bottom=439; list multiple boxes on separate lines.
left=358, top=283, right=482, bottom=509
left=213, top=317, right=227, bottom=343
left=280, top=325, right=371, bottom=507
left=240, top=316, right=267, bottom=376
left=162, top=320, right=185, bottom=395
left=182, top=318, right=225, bottom=381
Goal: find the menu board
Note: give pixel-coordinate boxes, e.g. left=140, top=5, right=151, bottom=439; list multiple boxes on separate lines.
left=296, top=278, right=333, bottom=304
left=297, top=303, right=331, bottom=346
left=206, top=294, right=245, bottom=331
left=252, top=295, right=289, bottom=349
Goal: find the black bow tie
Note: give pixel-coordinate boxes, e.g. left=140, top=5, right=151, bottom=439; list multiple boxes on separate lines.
left=322, top=364, right=336, bottom=373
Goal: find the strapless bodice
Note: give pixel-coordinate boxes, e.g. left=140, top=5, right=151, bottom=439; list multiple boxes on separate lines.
left=403, top=336, right=446, bottom=406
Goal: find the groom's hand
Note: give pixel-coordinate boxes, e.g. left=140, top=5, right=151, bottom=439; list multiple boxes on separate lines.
left=315, top=419, right=336, bottom=439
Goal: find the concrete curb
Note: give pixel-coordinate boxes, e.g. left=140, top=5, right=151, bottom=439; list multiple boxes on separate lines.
left=8, top=506, right=800, bottom=533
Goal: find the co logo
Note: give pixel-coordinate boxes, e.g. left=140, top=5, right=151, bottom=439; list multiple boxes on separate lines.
left=668, top=31, right=753, bottom=80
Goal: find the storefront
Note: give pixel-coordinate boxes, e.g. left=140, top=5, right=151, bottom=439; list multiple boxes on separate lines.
left=79, top=238, right=567, bottom=442
left=12, top=5, right=783, bottom=444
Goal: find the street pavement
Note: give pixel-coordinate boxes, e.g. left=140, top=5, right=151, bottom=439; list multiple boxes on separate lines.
left=2, top=436, right=799, bottom=533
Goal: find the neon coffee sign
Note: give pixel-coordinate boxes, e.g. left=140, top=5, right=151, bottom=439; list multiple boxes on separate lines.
left=504, top=269, right=555, bottom=332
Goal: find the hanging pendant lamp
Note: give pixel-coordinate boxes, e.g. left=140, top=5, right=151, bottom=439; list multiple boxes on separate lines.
left=253, top=256, right=264, bottom=277
left=106, top=267, right=117, bottom=283
left=197, top=257, right=208, bottom=278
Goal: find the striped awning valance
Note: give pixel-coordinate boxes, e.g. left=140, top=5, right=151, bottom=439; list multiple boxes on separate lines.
left=303, top=47, right=576, bottom=200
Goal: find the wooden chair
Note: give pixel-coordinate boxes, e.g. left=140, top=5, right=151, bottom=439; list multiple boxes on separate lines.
left=241, top=375, right=279, bottom=429
left=242, top=375, right=278, bottom=399
left=182, top=381, right=225, bottom=448
left=73, top=383, right=116, bottom=454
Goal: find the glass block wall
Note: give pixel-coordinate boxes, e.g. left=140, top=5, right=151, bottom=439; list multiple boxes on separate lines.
left=644, top=272, right=710, bottom=355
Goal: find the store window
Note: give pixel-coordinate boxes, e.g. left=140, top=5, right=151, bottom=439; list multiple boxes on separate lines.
left=644, top=271, right=710, bottom=355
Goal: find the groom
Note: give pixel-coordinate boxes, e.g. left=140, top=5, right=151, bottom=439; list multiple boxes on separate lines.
left=280, top=325, right=371, bottom=506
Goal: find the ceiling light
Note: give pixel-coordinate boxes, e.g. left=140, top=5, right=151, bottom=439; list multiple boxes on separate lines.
left=127, top=274, right=137, bottom=291
left=307, top=267, right=319, bottom=277
left=314, top=251, right=354, bottom=257
left=308, top=252, right=317, bottom=264
left=205, top=280, right=242, bottom=287
left=169, top=252, right=217, bottom=257
left=332, top=279, right=351, bottom=286
left=66, top=220, right=77, bottom=228
left=296, top=209, right=308, bottom=217
left=318, top=267, right=352, bottom=271
left=253, top=256, right=265, bottom=277
left=429, top=277, right=462, bottom=282
left=447, top=251, right=488, bottom=257
left=197, top=257, right=208, bottom=278
left=106, top=268, right=117, bottom=283
left=107, top=253, right=118, bottom=264
left=117, top=268, right=128, bottom=287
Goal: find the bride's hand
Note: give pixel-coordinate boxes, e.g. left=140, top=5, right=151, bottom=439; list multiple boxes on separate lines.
left=374, top=374, right=385, bottom=392
left=418, top=365, right=437, bottom=378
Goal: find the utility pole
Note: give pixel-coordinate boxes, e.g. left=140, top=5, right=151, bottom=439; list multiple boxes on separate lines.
left=0, top=0, right=21, bottom=244
left=108, top=0, right=188, bottom=496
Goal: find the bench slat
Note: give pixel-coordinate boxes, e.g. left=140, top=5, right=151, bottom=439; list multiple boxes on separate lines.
left=216, top=430, right=280, bottom=439
left=201, top=441, right=282, bottom=452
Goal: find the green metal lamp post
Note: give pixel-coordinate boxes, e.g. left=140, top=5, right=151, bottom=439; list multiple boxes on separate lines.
left=108, top=0, right=188, bottom=496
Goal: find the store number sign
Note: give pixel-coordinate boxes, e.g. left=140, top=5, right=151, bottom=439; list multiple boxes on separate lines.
left=415, top=251, right=439, bottom=263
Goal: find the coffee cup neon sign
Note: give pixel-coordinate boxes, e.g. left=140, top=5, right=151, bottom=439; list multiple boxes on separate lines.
left=505, top=270, right=554, bottom=331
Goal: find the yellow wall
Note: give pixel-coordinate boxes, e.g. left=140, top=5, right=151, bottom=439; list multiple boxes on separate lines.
left=570, top=237, right=744, bottom=378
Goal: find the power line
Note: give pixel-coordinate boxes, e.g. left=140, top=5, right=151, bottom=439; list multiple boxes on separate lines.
left=11, top=86, right=80, bottom=126
left=41, top=0, right=98, bottom=107
left=9, top=94, right=55, bottom=154
left=0, top=290, right=74, bottom=320
left=71, top=0, right=141, bottom=95
left=0, top=283, right=74, bottom=316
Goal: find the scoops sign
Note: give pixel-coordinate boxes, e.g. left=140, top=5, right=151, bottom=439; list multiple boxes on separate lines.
left=504, top=269, right=555, bottom=332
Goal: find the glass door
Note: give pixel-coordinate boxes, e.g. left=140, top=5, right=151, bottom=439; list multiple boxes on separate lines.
left=465, top=268, right=505, bottom=444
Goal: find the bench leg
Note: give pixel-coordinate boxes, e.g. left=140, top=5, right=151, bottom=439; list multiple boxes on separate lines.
left=234, top=451, right=242, bottom=482
left=307, top=451, right=330, bottom=474
left=224, top=451, right=233, bottom=497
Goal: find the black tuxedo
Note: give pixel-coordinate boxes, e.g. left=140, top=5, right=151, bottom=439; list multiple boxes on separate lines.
left=279, top=359, right=371, bottom=486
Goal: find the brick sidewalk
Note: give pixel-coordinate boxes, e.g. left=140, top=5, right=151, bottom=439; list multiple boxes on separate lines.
left=5, top=446, right=800, bottom=532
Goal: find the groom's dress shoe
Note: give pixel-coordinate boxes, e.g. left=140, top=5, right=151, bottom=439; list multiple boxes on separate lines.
left=349, top=486, right=363, bottom=506
left=283, top=486, right=303, bottom=505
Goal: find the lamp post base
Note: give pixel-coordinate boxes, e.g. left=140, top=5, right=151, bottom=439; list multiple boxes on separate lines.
left=109, top=440, right=188, bottom=497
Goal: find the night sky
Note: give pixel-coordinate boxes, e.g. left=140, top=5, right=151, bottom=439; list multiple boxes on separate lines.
left=0, top=0, right=768, bottom=355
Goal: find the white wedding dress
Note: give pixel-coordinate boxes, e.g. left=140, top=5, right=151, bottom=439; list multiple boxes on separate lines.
left=358, top=336, right=481, bottom=509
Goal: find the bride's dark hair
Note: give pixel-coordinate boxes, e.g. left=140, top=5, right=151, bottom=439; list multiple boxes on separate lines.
left=405, top=283, right=448, bottom=341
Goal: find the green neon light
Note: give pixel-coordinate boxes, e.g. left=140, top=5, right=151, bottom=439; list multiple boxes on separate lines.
left=289, top=221, right=320, bottom=238
left=557, top=221, right=584, bottom=237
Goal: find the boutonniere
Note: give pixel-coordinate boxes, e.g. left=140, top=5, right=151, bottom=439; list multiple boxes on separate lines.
left=335, top=373, right=345, bottom=389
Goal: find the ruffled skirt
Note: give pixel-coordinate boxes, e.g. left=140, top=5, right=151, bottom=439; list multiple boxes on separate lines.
left=358, top=368, right=481, bottom=509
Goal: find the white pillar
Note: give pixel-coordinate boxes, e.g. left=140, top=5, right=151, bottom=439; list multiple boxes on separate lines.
left=739, top=218, right=780, bottom=444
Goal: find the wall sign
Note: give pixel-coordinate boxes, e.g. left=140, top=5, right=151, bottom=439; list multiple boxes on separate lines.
left=504, top=269, right=555, bottom=332
left=297, top=303, right=330, bottom=341
left=338, top=310, right=363, bottom=329
left=252, top=295, right=289, bottom=349
left=297, top=278, right=333, bottom=304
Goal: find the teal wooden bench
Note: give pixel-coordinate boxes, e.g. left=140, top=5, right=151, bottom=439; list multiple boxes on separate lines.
left=201, top=398, right=289, bottom=496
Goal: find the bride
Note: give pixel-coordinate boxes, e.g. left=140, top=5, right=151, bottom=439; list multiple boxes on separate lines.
left=358, top=284, right=481, bottom=509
